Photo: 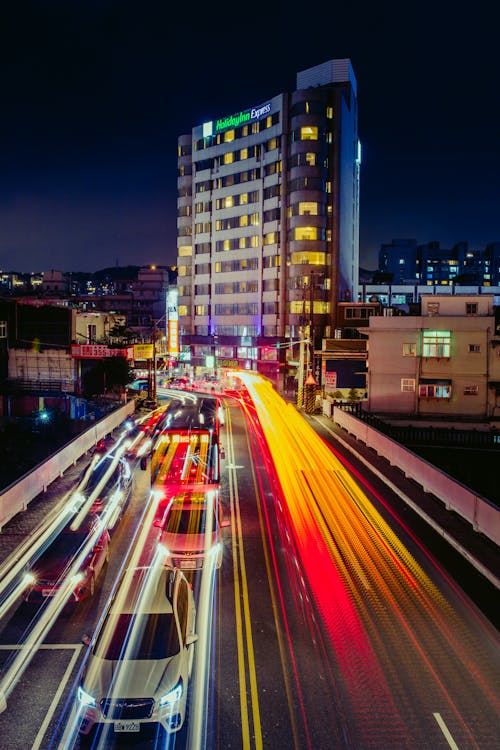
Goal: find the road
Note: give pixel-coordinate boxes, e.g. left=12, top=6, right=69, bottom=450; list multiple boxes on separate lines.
left=0, top=380, right=498, bottom=749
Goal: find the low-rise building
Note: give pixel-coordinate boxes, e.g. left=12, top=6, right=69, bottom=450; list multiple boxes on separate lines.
left=366, top=294, right=500, bottom=418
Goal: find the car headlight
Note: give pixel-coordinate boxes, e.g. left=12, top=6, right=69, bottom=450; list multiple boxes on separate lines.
left=77, top=685, right=97, bottom=708
left=158, top=680, right=183, bottom=707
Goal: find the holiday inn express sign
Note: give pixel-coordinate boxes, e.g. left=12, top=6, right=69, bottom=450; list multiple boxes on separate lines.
left=203, top=101, right=271, bottom=137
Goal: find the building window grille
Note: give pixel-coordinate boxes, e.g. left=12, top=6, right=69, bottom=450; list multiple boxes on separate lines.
left=402, top=343, right=417, bottom=356
left=464, top=385, right=479, bottom=395
left=422, top=330, right=451, bottom=358
left=401, top=378, right=415, bottom=392
left=418, top=383, right=451, bottom=399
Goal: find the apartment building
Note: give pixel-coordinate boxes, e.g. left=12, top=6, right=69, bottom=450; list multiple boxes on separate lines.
left=176, top=58, right=360, bottom=386
left=366, top=294, right=500, bottom=418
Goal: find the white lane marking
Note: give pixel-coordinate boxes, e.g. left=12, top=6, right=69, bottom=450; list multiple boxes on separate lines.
left=433, top=712, right=461, bottom=749
left=31, top=644, right=82, bottom=750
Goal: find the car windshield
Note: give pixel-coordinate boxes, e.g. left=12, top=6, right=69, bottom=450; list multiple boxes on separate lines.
left=41, top=531, right=89, bottom=561
left=94, top=612, right=179, bottom=660
left=165, top=507, right=217, bottom=536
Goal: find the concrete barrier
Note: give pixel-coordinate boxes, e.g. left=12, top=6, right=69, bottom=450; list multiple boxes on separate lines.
left=0, top=401, right=135, bottom=531
left=332, top=407, right=500, bottom=547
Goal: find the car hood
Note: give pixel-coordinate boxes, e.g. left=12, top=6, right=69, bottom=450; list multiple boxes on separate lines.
left=162, top=531, right=217, bottom=554
left=83, top=652, right=182, bottom=701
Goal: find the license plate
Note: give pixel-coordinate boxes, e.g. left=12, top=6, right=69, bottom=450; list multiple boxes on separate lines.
left=42, top=589, right=55, bottom=597
left=114, top=721, right=140, bottom=732
left=180, top=559, right=197, bottom=569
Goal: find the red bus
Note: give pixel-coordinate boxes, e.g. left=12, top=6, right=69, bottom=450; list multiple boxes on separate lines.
left=151, top=396, right=224, bottom=491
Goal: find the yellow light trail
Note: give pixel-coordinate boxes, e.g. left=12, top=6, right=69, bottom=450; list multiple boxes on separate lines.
left=237, top=372, right=500, bottom=748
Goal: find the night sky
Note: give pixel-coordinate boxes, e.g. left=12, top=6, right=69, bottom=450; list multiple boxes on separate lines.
left=0, top=1, right=498, bottom=274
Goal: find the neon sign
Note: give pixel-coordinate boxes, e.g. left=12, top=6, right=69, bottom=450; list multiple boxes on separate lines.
left=203, top=101, right=271, bottom=137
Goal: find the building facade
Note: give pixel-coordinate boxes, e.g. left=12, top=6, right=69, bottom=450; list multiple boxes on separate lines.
left=176, top=58, right=360, bottom=386
left=366, top=294, right=500, bottom=418
left=377, top=239, right=500, bottom=287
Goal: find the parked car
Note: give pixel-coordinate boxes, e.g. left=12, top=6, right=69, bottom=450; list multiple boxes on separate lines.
left=23, top=525, right=110, bottom=604
left=155, top=488, right=227, bottom=570
left=77, top=566, right=197, bottom=740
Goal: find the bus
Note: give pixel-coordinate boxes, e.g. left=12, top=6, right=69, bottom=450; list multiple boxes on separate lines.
left=151, top=395, right=224, bottom=492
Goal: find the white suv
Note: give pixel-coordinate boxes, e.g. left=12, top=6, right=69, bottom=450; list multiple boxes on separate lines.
left=77, top=565, right=197, bottom=741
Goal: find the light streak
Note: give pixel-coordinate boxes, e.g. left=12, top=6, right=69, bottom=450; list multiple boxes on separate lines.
left=0, top=573, right=83, bottom=713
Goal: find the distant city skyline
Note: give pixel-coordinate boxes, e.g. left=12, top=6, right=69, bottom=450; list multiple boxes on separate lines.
left=0, top=3, right=498, bottom=274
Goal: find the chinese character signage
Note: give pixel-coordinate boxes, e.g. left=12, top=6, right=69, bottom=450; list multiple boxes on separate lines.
left=71, top=345, right=134, bottom=360
left=133, top=344, right=154, bottom=360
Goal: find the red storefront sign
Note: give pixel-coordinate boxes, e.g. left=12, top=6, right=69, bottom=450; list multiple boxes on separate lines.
left=71, top=344, right=134, bottom=360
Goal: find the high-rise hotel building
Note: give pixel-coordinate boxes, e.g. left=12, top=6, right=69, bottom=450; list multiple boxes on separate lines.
left=176, top=58, right=360, bottom=386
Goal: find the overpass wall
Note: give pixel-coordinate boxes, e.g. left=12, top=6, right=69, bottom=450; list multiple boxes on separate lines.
left=332, top=407, right=500, bottom=547
left=0, top=401, right=135, bottom=531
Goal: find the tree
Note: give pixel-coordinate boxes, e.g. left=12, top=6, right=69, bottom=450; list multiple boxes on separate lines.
left=108, top=322, right=135, bottom=344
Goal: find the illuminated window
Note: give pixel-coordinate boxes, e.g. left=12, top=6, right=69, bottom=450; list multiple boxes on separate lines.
left=239, top=215, right=248, bottom=227
left=195, top=305, right=208, bottom=315
left=238, top=237, right=246, bottom=249
left=401, top=378, right=415, bottom=392
left=224, top=196, right=234, bottom=208
left=305, top=152, right=316, bottom=166
left=223, top=239, right=230, bottom=251
left=422, top=331, right=451, bottom=358
left=300, top=126, right=318, bottom=140
left=178, top=245, right=192, bottom=257
left=0, top=321, right=6, bottom=338
left=239, top=193, right=248, bottom=204
left=326, top=106, right=333, bottom=118
left=290, top=252, right=326, bottom=265
left=402, top=343, right=416, bottom=356
left=178, top=305, right=188, bottom=317
left=298, top=202, right=318, bottom=216
left=240, top=148, right=248, bottom=160
left=224, top=152, right=234, bottom=164
left=224, top=129, right=235, bottom=142
left=250, top=235, right=259, bottom=247
left=241, top=125, right=249, bottom=136
left=294, top=226, right=318, bottom=240
left=419, top=383, right=451, bottom=398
